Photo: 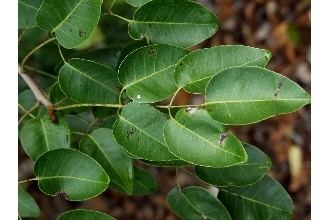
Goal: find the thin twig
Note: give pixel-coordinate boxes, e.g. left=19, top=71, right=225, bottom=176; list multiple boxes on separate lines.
left=18, top=177, right=39, bottom=184
left=18, top=102, right=40, bottom=124
left=21, top=37, right=56, bottom=69
left=25, top=65, right=57, bottom=80
left=18, top=29, right=27, bottom=43
left=55, top=103, right=124, bottom=111
left=18, top=65, right=56, bottom=121
left=167, top=87, right=182, bottom=117
left=176, top=167, right=181, bottom=190
left=109, top=11, right=133, bottom=23
left=18, top=104, right=36, bottom=119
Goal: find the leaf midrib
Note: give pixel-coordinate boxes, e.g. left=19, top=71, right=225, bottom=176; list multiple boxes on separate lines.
left=123, top=64, right=176, bottom=90
left=37, top=175, right=107, bottom=184
left=39, top=120, right=50, bottom=151
left=132, top=21, right=215, bottom=26
left=220, top=189, right=289, bottom=213
left=51, top=0, right=84, bottom=32
left=205, top=98, right=310, bottom=105
left=171, top=119, right=244, bottom=158
left=18, top=0, right=38, bottom=10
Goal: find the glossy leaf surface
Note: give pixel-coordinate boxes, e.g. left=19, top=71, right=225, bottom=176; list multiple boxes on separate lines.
left=36, top=0, right=102, bottom=48
left=175, top=45, right=271, bottom=93
left=59, top=59, right=120, bottom=104
left=58, top=209, right=115, bottom=220
left=167, top=186, right=231, bottom=220
left=196, top=143, right=271, bottom=187
left=128, top=0, right=218, bottom=48
left=164, top=109, right=247, bottom=167
left=119, top=45, right=187, bottom=103
left=80, top=128, right=134, bottom=194
left=218, top=175, right=294, bottom=220
left=206, top=66, right=311, bottom=125
left=34, top=148, right=109, bottom=201
left=113, top=102, right=178, bottom=161
left=126, top=0, right=150, bottom=7
left=19, top=117, right=71, bottom=160
left=18, top=186, right=40, bottom=218
left=19, top=0, right=43, bottom=28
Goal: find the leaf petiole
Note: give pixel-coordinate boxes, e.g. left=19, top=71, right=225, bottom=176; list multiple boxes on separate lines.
left=18, top=177, right=39, bottom=184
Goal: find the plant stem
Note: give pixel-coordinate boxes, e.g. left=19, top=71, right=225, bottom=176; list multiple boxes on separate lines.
left=21, top=37, right=56, bottom=69
left=176, top=167, right=181, bottom=190
left=57, top=43, right=66, bottom=63
left=18, top=29, right=27, bottom=43
left=18, top=102, right=39, bottom=124
left=55, top=103, right=124, bottom=111
left=18, top=177, right=39, bottom=184
left=18, top=65, right=56, bottom=121
left=167, top=87, right=182, bottom=117
left=24, top=65, right=58, bottom=80
left=108, top=0, right=117, bottom=13
left=109, top=11, right=133, bottom=23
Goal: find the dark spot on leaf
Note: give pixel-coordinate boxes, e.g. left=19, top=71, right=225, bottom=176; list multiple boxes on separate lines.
left=126, top=128, right=137, bottom=138
left=79, top=29, right=86, bottom=38
left=179, top=63, right=184, bottom=66
left=218, top=132, right=228, bottom=144
left=185, top=107, right=197, bottom=114
left=148, top=24, right=151, bottom=28
left=70, top=29, right=73, bottom=32
left=274, top=78, right=285, bottom=98
left=148, top=47, right=155, bottom=55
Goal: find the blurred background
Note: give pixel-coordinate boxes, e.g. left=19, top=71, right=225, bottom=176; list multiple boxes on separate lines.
left=18, top=0, right=311, bottom=219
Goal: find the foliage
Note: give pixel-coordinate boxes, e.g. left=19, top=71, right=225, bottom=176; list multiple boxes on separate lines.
left=18, top=0, right=310, bottom=219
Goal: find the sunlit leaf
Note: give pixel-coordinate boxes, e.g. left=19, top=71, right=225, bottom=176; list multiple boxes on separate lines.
left=164, top=109, right=247, bottom=167
left=58, top=209, right=116, bottom=220
left=19, top=0, right=43, bottom=29
left=175, top=45, right=271, bottom=93
left=205, top=66, right=311, bottom=125
left=126, top=0, right=150, bottom=7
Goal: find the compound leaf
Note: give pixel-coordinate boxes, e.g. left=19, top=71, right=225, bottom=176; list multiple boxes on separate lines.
left=119, top=44, right=187, bottom=103
left=205, top=66, right=311, bottom=125
left=36, top=0, right=102, bottom=48
left=18, top=0, right=43, bottom=29
left=196, top=143, right=271, bottom=187
left=175, top=45, right=271, bottom=93
left=58, top=209, right=116, bottom=220
left=218, top=175, right=294, bottom=220
left=34, top=148, right=110, bottom=201
left=128, top=0, right=218, bottom=48
left=19, top=117, right=71, bottom=161
left=18, top=186, right=40, bottom=218
left=164, top=109, right=247, bottom=167
left=167, top=186, right=231, bottom=220
left=113, top=102, right=178, bottom=161
left=80, top=128, right=134, bottom=194
left=59, top=58, right=120, bottom=104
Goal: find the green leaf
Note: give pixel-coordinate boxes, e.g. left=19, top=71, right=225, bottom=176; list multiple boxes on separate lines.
left=128, top=0, right=218, bottom=48
left=205, top=66, right=311, bottom=125
left=79, top=128, right=134, bottom=194
left=175, top=45, right=271, bottom=93
left=126, top=0, right=150, bottom=7
left=36, top=0, right=103, bottom=48
left=19, top=117, right=71, bottom=161
left=195, top=143, right=271, bottom=187
left=218, top=175, right=294, bottom=220
left=18, top=186, right=40, bottom=218
left=18, top=89, right=37, bottom=115
left=167, top=186, right=231, bottom=220
left=50, top=82, right=78, bottom=108
left=132, top=167, right=157, bottom=195
left=164, top=109, right=247, bottom=167
left=119, top=44, right=187, bottom=103
left=59, top=58, right=120, bottom=104
left=58, top=209, right=116, bottom=220
left=34, top=148, right=110, bottom=201
left=113, top=102, right=178, bottom=161
left=18, top=0, right=43, bottom=29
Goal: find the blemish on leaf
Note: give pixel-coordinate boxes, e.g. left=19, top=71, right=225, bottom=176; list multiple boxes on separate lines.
left=137, top=95, right=141, bottom=99
left=78, top=29, right=86, bottom=38
left=126, top=128, right=137, bottom=138
left=218, top=132, right=228, bottom=144
left=55, top=191, right=69, bottom=200
left=185, top=107, right=197, bottom=114
left=148, top=47, right=155, bottom=54
left=274, top=78, right=285, bottom=98
left=179, top=62, right=184, bottom=67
